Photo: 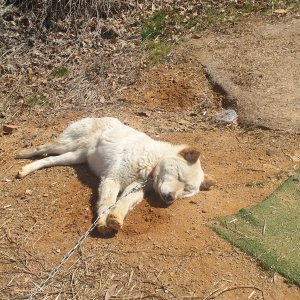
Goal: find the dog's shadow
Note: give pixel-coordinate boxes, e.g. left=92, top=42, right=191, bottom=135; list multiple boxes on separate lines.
left=73, top=164, right=166, bottom=239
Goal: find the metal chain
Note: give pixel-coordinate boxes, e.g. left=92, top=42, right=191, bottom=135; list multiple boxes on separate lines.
left=28, top=179, right=149, bottom=300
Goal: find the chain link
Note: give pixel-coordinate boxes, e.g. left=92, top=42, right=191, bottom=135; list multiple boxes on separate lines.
left=28, top=179, right=149, bottom=300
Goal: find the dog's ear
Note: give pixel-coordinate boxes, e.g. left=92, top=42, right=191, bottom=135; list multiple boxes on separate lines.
left=200, top=175, right=216, bottom=191
left=179, top=147, right=200, bottom=163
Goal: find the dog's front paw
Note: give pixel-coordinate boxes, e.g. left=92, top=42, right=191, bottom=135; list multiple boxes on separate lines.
left=96, top=221, right=114, bottom=236
left=17, top=167, right=29, bottom=178
left=107, top=213, right=123, bottom=231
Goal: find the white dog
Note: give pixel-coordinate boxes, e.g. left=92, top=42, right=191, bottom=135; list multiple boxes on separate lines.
left=17, top=117, right=214, bottom=234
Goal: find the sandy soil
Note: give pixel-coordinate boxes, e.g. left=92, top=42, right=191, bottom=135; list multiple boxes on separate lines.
left=1, top=15, right=300, bottom=300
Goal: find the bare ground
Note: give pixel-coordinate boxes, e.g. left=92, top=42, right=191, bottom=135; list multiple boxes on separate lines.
left=188, top=17, right=300, bottom=133
left=1, top=14, right=300, bottom=300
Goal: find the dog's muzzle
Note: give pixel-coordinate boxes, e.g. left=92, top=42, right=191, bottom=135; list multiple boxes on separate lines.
left=161, top=193, right=175, bottom=205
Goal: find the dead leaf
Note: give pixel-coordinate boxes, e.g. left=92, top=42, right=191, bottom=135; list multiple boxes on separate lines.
left=105, top=284, right=118, bottom=300
left=3, top=124, right=20, bottom=135
left=99, top=96, right=105, bottom=104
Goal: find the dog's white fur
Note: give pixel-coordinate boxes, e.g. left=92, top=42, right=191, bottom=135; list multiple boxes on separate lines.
left=17, top=117, right=214, bottom=234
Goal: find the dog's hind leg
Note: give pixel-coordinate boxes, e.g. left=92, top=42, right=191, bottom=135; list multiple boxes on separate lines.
left=16, top=143, right=74, bottom=159
left=17, top=150, right=86, bottom=178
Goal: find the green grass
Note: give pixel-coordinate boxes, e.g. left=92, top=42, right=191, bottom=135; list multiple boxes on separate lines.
left=26, top=94, right=50, bottom=106
left=48, top=66, right=68, bottom=80
left=146, top=40, right=172, bottom=62
left=141, top=10, right=167, bottom=40
left=141, top=1, right=300, bottom=42
left=141, top=8, right=198, bottom=41
left=139, top=1, right=299, bottom=64
left=214, top=169, right=300, bottom=286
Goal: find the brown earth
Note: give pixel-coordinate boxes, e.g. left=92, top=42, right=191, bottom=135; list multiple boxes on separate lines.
left=187, top=17, right=300, bottom=133
left=1, top=15, right=300, bottom=300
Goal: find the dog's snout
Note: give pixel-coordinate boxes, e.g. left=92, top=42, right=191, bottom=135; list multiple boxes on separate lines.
left=162, top=192, right=175, bottom=205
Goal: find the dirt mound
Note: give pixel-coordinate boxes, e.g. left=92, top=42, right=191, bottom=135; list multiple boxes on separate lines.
left=188, top=17, right=300, bottom=133
left=122, top=64, right=216, bottom=111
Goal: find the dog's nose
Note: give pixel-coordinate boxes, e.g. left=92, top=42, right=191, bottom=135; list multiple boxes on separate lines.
left=162, top=193, right=174, bottom=205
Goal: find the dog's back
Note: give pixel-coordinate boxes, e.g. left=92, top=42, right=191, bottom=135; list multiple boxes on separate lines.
left=58, top=117, right=123, bottom=152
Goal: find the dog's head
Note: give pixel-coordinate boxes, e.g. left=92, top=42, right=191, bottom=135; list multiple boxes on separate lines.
left=152, top=147, right=215, bottom=205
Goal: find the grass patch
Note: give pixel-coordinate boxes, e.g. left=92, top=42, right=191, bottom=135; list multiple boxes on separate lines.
left=214, top=169, right=300, bottom=286
left=146, top=40, right=172, bottom=62
left=141, top=1, right=300, bottom=43
left=48, top=66, right=68, bottom=80
left=141, top=8, right=198, bottom=41
left=244, top=125, right=256, bottom=132
left=141, top=10, right=168, bottom=40
left=25, top=94, right=50, bottom=106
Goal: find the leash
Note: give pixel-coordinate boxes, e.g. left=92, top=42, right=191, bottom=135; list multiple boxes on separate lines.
left=27, top=179, right=151, bottom=299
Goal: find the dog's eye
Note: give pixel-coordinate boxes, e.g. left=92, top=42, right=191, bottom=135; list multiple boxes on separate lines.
left=178, top=172, right=184, bottom=182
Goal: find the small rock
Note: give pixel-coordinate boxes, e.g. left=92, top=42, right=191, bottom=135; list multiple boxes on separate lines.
left=192, top=33, right=201, bottom=39
left=25, top=189, right=33, bottom=195
left=3, top=178, right=12, bottom=182
left=189, top=200, right=197, bottom=205
left=3, top=124, right=20, bottom=135
left=266, top=149, right=277, bottom=156
left=136, top=111, right=150, bottom=117
left=216, top=109, right=238, bottom=124
left=43, top=193, right=49, bottom=197
left=27, top=68, right=33, bottom=76
left=274, top=9, right=287, bottom=15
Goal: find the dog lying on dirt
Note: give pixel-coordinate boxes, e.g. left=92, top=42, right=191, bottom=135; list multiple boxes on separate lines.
left=17, top=117, right=215, bottom=234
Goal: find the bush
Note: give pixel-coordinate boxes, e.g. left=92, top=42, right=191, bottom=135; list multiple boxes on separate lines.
left=5, top=0, right=135, bottom=28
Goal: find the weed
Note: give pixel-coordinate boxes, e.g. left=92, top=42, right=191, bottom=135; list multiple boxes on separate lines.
left=49, top=66, right=68, bottom=80
left=26, top=94, right=49, bottom=106
left=141, top=8, right=194, bottom=41
left=245, top=181, right=265, bottom=188
left=275, top=171, right=287, bottom=181
left=244, top=125, right=256, bottom=132
left=141, top=10, right=167, bottom=40
left=146, top=40, right=172, bottom=62
left=198, top=6, right=224, bottom=31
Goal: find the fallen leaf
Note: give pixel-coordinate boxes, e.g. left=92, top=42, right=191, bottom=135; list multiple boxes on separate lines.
left=3, top=124, right=20, bottom=135
left=105, top=284, right=118, bottom=300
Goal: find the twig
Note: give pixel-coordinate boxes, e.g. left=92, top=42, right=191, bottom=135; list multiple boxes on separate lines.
left=262, top=219, right=266, bottom=236
left=203, top=285, right=264, bottom=300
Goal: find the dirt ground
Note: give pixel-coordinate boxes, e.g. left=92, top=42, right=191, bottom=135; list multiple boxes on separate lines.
left=1, top=14, right=300, bottom=300
left=188, top=17, right=300, bottom=133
